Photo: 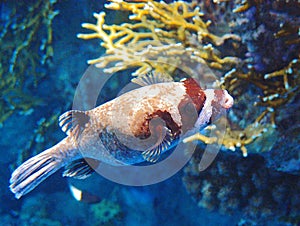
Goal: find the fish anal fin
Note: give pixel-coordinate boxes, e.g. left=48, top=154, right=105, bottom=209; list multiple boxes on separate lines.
left=63, top=158, right=100, bottom=179
left=59, top=110, right=90, bottom=139
left=132, top=71, right=173, bottom=87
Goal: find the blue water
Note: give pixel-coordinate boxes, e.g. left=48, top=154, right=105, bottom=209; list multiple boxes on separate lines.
left=1, top=1, right=299, bottom=226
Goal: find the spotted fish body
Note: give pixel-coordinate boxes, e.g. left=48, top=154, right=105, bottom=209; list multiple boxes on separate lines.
left=10, top=77, right=233, bottom=199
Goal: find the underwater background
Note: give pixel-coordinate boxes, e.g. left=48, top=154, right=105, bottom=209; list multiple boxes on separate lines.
left=0, top=0, right=299, bottom=225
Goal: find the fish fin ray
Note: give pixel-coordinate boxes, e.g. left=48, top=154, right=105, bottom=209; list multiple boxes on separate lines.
left=132, top=71, right=173, bottom=87
left=142, top=127, right=174, bottom=163
left=9, top=149, right=63, bottom=199
left=63, top=158, right=100, bottom=179
left=59, top=110, right=90, bottom=139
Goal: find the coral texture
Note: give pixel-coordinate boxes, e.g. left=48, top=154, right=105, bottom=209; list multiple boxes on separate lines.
left=79, top=0, right=299, bottom=159
left=183, top=150, right=300, bottom=223
left=0, top=0, right=58, bottom=126
left=78, top=0, right=240, bottom=78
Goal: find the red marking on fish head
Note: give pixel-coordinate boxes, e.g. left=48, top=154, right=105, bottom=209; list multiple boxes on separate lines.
left=178, top=78, right=206, bottom=132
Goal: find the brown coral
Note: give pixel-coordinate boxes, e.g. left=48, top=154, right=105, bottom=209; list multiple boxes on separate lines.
left=221, top=58, right=300, bottom=125
left=183, top=150, right=300, bottom=221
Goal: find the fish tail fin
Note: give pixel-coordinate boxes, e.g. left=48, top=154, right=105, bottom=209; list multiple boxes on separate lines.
left=9, top=138, right=75, bottom=199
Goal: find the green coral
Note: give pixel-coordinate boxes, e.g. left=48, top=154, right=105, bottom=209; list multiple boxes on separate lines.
left=90, top=199, right=121, bottom=225
left=0, top=0, right=58, bottom=126
left=19, top=193, right=62, bottom=226
left=14, top=112, right=61, bottom=168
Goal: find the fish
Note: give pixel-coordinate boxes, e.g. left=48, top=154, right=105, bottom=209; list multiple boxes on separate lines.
left=68, top=182, right=101, bottom=204
left=9, top=72, right=233, bottom=199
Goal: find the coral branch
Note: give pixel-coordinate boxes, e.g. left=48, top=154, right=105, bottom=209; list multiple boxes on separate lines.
left=222, top=58, right=300, bottom=125
left=0, top=0, right=58, bottom=126
left=78, top=0, right=240, bottom=77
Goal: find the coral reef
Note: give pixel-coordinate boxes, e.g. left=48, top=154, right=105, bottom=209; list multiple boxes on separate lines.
left=185, top=56, right=299, bottom=157
left=79, top=2, right=300, bottom=223
left=222, top=58, right=300, bottom=125
left=0, top=0, right=58, bottom=126
left=184, top=0, right=300, bottom=158
left=3, top=193, right=63, bottom=226
left=90, top=199, right=122, bottom=225
left=182, top=0, right=300, bottom=219
left=13, top=112, right=62, bottom=168
left=183, top=150, right=300, bottom=223
left=184, top=118, right=277, bottom=157
left=78, top=0, right=299, bottom=159
left=78, top=0, right=240, bottom=79
left=19, top=194, right=62, bottom=226
left=1, top=0, right=299, bottom=225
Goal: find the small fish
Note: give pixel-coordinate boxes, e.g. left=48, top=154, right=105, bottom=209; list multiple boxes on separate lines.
left=68, top=182, right=101, bottom=204
left=9, top=72, right=233, bottom=199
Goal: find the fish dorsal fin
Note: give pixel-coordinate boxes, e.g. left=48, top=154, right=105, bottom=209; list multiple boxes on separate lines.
left=59, top=110, right=90, bottom=139
left=131, top=71, right=173, bottom=87
left=142, top=127, right=174, bottom=163
left=63, top=158, right=100, bottom=179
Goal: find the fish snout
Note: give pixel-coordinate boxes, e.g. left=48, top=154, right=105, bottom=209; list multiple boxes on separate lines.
left=222, top=90, right=234, bottom=109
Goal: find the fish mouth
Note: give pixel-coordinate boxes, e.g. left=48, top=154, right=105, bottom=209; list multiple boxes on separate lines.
left=222, top=90, right=234, bottom=109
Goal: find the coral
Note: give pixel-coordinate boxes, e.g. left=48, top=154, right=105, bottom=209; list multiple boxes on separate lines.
left=79, top=0, right=299, bottom=160
left=183, top=150, right=300, bottom=223
left=184, top=118, right=276, bottom=157
left=17, top=193, right=62, bottom=226
left=14, top=112, right=61, bottom=167
left=90, top=199, right=121, bottom=225
left=0, top=0, right=58, bottom=126
left=78, top=0, right=240, bottom=78
left=184, top=59, right=299, bottom=158
left=233, top=0, right=300, bottom=73
left=183, top=0, right=300, bottom=158
left=233, top=0, right=263, bottom=13
left=233, top=0, right=300, bottom=13
left=222, top=58, right=300, bottom=126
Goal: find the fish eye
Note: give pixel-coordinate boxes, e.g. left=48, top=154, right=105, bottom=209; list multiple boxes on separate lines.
left=223, top=93, right=233, bottom=109
left=225, top=97, right=230, bottom=104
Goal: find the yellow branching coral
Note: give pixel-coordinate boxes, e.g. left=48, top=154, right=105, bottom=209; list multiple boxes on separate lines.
left=78, top=0, right=240, bottom=77
left=80, top=0, right=299, bottom=157
left=105, top=0, right=240, bottom=45
left=184, top=119, right=275, bottom=157
left=233, top=0, right=264, bottom=13
left=184, top=57, right=299, bottom=157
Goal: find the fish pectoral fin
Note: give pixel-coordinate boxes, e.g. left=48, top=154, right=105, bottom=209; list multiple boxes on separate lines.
left=63, top=158, right=100, bottom=179
left=59, top=110, right=90, bottom=139
left=131, top=70, right=173, bottom=87
left=142, top=148, right=162, bottom=163
left=142, top=127, right=174, bottom=163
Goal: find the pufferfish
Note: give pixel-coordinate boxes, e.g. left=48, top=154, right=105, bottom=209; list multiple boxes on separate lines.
left=9, top=72, right=233, bottom=199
